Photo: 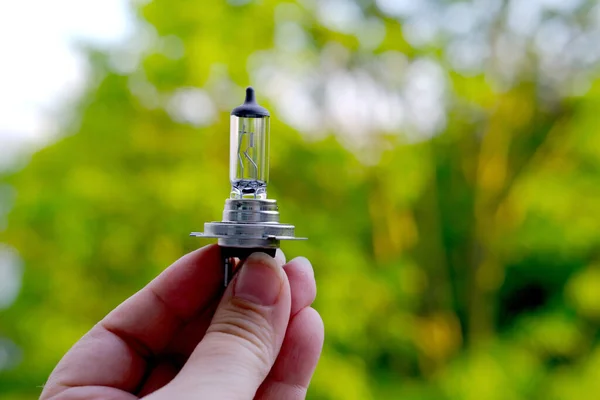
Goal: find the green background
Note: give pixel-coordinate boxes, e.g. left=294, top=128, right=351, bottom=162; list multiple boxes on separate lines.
left=2, top=0, right=600, bottom=398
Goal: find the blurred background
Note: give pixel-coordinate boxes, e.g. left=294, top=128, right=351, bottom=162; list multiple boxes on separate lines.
left=2, top=0, right=600, bottom=398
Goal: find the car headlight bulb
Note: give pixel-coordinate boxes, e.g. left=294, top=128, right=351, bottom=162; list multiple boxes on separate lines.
left=191, top=87, right=306, bottom=286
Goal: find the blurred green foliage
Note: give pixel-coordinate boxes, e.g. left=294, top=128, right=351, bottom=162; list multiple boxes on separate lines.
left=2, top=0, right=600, bottom=398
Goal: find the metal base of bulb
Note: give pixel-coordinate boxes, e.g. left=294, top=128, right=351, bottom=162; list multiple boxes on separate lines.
left=191, top=198, right=306, bottom=286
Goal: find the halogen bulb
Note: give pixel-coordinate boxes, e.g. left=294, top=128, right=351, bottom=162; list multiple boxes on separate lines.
left=230, top=87, right=270, bottom=200
left=191, top=86, right=306, bottom=287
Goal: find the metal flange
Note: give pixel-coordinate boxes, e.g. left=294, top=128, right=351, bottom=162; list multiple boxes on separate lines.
left=191, top=198, right=306, bottom=285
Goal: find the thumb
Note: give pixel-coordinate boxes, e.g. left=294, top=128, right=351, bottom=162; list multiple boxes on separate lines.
left=148, top=252, right=291, bottom=400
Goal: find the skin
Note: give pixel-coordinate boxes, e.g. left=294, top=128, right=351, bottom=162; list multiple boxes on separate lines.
left=40, top=245, right=324, bottom=400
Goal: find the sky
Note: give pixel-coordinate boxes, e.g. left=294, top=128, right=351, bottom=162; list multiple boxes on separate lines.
left=0, top=0, right=132, bottom=167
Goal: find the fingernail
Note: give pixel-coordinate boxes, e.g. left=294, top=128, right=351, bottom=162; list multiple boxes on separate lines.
left=234, top=253, right=282, bottom=306
left=275, top=249, right=286, bottom=266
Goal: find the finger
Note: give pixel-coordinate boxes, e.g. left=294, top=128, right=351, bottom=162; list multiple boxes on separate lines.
left=137, top=356, right=183, bottom=397
left=161, top=250, right=291, bottom=361
left=41, top=245, right=223, bottom=399
left=283, top=257, right=316, bottom=316
left=147, top=252, right=291, bottom=400
left=160, top=300, right=220, bottom=359
left=275, top=248, right=286, bottom=266
left=41, top=386, right=138, bottom=400
left=163, top=251, right=307, bottom=360
left=142, top=253, right=317, bottom=395
left=256, top=307, right=324, bottom=400
left=137, top=301, right=219, bottom=396
left=140, top=251, right=302, bottom=395
left=156, top=253, right=312, bottom=362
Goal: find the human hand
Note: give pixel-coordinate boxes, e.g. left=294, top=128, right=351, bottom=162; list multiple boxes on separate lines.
left=40, top=245, right=323, bottom=399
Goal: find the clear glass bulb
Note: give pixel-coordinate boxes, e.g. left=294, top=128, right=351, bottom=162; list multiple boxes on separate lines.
left=229, top=89, right=270, bottom=199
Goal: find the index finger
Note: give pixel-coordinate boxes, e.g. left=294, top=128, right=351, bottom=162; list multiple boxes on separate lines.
left=41, top=244, right=223, bottom=399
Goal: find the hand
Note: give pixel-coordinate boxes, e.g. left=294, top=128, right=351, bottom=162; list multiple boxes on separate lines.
left=40, top=245, right=324, bottom=399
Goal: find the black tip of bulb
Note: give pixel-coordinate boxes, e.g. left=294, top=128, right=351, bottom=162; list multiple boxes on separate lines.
left=245, top=87, right=256, bottom=103
left=231, top=86, right=270, bottom=118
